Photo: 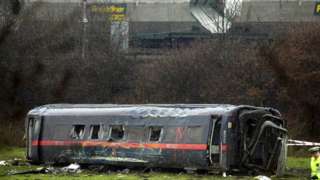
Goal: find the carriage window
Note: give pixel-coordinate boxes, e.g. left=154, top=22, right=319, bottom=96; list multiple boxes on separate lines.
left=103, top=126, right=110, bottom=139
left=110, top=125, right=124, bottom=141
left=71, top=125, right=85, bottom=140
left=186, top=126, right=203, bottom=144
left=90, top=125, right=102, bottom=140
left=149, top=126, right=162, bottom=142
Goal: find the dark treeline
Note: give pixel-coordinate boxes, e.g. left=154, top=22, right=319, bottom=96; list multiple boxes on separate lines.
left=260, top=24, right=320, bottom=140
left=0, top=2, right=320, bottom=146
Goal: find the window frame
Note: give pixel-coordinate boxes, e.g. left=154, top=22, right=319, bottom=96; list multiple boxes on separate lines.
left=108, top=125, right=126, bottom=141
left=89, top=124, right=103, bottom=140
left=70, top=124, right=86, bottom=140
left=148, top=126, right=163, bottom=142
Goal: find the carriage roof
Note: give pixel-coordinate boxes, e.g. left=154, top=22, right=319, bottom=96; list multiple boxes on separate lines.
left=27, top=104, right=246, bottom=118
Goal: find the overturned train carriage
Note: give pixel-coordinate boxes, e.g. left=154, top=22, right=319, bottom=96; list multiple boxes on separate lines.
left=26, top=104, right=287, bottom=174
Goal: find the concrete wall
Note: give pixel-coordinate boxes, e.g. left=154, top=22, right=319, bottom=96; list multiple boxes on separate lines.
left=239, top=0, right=320, bottom=22
left=128, top=3, right=194, bottom=22
left=26, top=0, right=196, bottom=22
left=23, top=0, right=320, bottom=48
left=25, top=0, right=205, bottom=35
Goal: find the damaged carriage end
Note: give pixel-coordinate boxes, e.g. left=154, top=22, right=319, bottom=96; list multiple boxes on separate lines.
left=237, top=107, right=288, bottom=175
left=25, top=104, right=287, bottom=175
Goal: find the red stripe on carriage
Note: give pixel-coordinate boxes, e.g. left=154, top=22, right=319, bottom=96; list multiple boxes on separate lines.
left=32, top=140, right=207, bottom=151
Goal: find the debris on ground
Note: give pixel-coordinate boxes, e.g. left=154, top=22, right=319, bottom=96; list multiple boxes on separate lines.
left=222, top=172, right=227, bottom=177
left=8, top=167, right=49, bottom=175
left=184, top=167, right=196, bottom=174
left=61, top=163, right=81, bottom=173
left=7, top=163, right=82, bottom=175
left=7, top=158, right=31, bottom=166
left=0, top=158, right=31, bottom=167
left=87, top=165, right=106, bottom=172
left=0, top=160, right=8, bottom=166
left=121, top=168, right=130, bottom=174
left=9, top=158, right=22, bottom=166
left=142, top=167, right=152, bottom=173
left=254, top=175, right=271, bottom=180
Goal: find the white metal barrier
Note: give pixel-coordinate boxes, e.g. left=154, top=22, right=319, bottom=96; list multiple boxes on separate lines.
left=287, top=139, right=320, bottom=146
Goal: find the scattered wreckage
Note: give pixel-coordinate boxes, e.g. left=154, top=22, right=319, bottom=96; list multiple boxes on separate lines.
left=6, top=163, right=81, bottom=175
left=26, top=104, right=288, bottom=175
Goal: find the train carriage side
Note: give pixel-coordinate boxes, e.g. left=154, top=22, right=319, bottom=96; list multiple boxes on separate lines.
left=26, top=105, right=287, bottom=175
left=26, top=107, right=218, bottom=170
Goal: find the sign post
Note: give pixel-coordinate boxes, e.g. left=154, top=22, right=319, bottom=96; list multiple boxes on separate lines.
left=81, top=0, right=88, bottom=59
left=315, top=2, right=320, bottom=15
left=91, top=4, right=129, bottom=50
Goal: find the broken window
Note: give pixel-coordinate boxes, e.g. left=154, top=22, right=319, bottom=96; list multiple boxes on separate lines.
left=212, top=121, right=221, bottom=145
left=90, top=125, right=102, bottom=140
left=149, top=126, right=163, bottom=142
left=211, top=119, right=221, bottom=163
left=185, top=126, right=203, bottom=144
left=103, top=126, right=110, bottom=139
left=127, top=126, right=145, bottom=142
left=109, top=125, right=124, bottom=141
left=71, top=125, right=85, bottom=140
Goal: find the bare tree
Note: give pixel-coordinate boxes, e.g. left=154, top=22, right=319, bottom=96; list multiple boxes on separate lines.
left=134, top=37, right=276, bottom=107
left=0, top=0, right=21, bottom=43
left=0, top=1, right=135, bottom=145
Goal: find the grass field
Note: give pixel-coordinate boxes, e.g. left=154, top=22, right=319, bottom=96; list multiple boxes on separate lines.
left=0, top=147, right=310, bottom=180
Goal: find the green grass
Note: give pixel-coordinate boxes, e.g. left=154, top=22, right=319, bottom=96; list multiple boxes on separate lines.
left=0, top=146, right=25, bottom=160
left=286, top=156, right=309, bottom=169
left=0, top=147, right=310, bottom=180
left=0, top=172, right=252, bottom=180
